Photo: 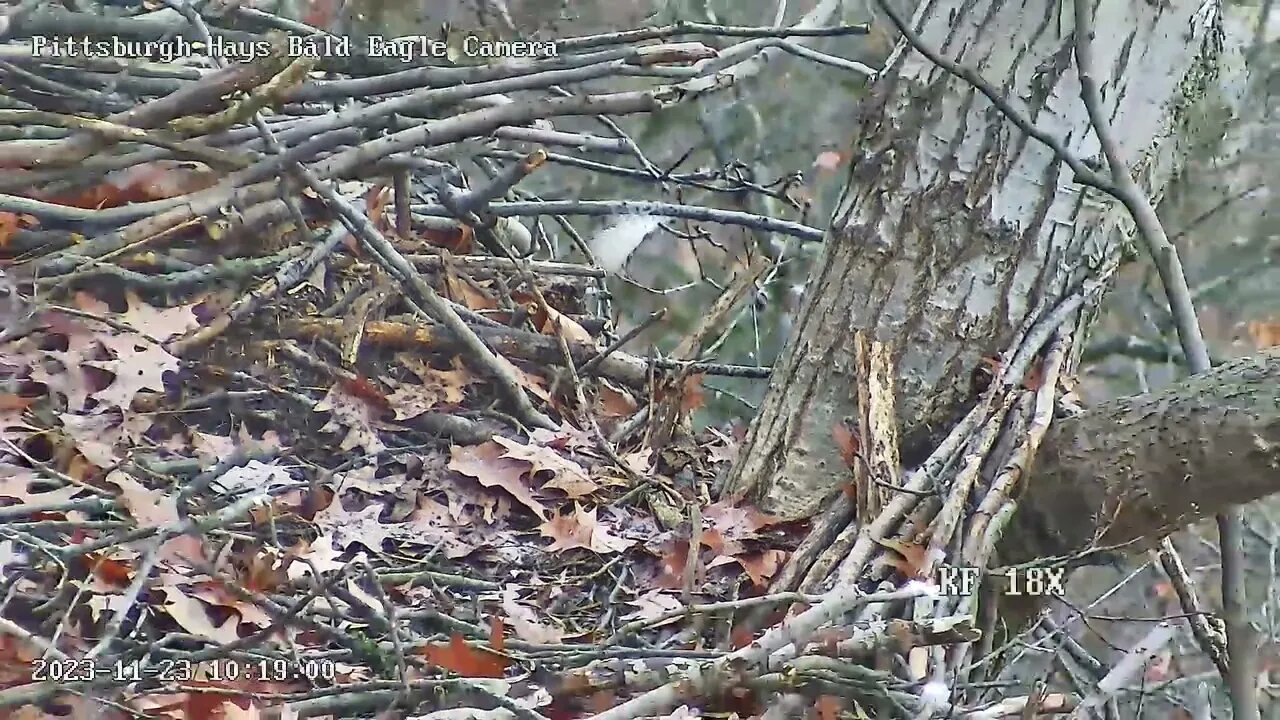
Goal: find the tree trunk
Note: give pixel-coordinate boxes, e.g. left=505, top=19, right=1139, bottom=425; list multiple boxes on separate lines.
left=721, top=0, right=1240, bottom=537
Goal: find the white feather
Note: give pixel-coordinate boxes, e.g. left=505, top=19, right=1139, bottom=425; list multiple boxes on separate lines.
left=588, top=214, right=661, bottom=273
left=920, top=680, right=950, bottom=706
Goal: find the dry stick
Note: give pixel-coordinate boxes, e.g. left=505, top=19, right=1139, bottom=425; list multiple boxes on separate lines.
left=297, top=169, right=556, bottom=431
left=269, top=55, right=690, bottom=156
left=922, top=393, right=1019, bottom=578
left=27, top=32, right=801, bottom=268
left=603, top=592, right=827, bottom=646
left=184, top=6, right=552, bottom=431
left=167, top=221, right=346, bottom=354
left=33, top=91, right=670, bottom=279
left=579, top=309, right=667, bottom=377
left=673, top=0, right=850, bottom=97
left=1070, top=1, right=1249, bottom=714
left=0, top=55, right=282, bottom=169
left=949, top=333, right=1070, bottom=689
left=413, top=200, right=824, bottom=243
left=284, top=44, right=658, bottom=101
left=584, top=586, right=933, bottom=720
left=356, top=559, right=411, bottom=698
left=168, top=3, right=319, bottom=260
left=0, top=109, right=254, bottom=170
left=1151, top=544, right=1229, bottom=676
left=733, top=395, right=991, bottom=633
left=446, top=153, right=668, bottom=515
left=556, top=20, right=871, bottom=52
left=82, top=491, right=270, bottom=662
left=827, top=393, right=1000, bottom=588
left=393, top=168, right=412, bottom=237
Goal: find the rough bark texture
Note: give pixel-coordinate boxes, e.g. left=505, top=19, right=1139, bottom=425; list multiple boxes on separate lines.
left=1006, top=349, right=1280, bottom=564
left=722, top=0, right=1228, bottom=521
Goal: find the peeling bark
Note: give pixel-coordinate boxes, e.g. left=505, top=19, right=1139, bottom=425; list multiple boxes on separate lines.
left=852, top=331, right=901, bottom=524
left=722, top=0, right=1230, bottom=521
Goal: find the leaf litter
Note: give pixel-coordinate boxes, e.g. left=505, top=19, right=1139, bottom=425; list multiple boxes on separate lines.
left=0, top=240, right=806, bottom=720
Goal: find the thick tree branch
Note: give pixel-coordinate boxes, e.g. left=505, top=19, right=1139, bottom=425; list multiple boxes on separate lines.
left=1005, top=350, right=1280, bottom=565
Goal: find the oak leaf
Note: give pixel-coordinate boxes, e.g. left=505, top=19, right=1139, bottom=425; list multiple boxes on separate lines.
left=723, top=549, right=787, bottom=588
left=162, top=588, right=241, bottom=644
left=877, top=537, right=930, bottom=579
left=88, top=332, right=179, bottom=409
left=492, top=435, right=597, bottom=499
left=106, top=470, right=179, bottom=529
left=449, top=441, right=548, bottom=519
left=539, top=503, right=632, bottom=554
left=501, top=585, right=565, bottom=644
left=418, top=633, right=511, bottom=678
left=119, top=290, right=199, bottom=341
left=313, top=383, right=386, bottom=455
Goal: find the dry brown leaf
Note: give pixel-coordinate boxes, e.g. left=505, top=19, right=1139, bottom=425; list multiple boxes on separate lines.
left=218, top=699, right=265, bottom=720
left=531, top=303, right=594, bottom=345
left=417, top=633, right=511, bottom=678
left=877, top=537, right=930, bottom=579
left=162, top=588, right=241, bottom=644
left=0, top=394, right=35, bottom=413
left=442, top=267, right=498, bottom=310
left=831, top=422, right=860, bottom=468
left=596, top=380, right=638, bottom=418
left=285, top=532, right=351, bottom=580
left=1248, top=319, right=1280, bottom=348
left=651, top=536, right=693, bottom=590
left=727, top=549, right=787, bottom=588
left=313, top=502, right=405, bottom=553
left=701, top=500, right=786, bottom=538
left=210, top=460, right=294, bottom=495
left=59, top=410, right=123, bottom=468
left=813, top=150, right=844, bottom=172
left=501, top=585, right=565, bottom=643
left=539, top=503, right=632, bottom=554
left=492, top=435, right=597, bottom=499
left=88, top=332, right=180, bottom=409
left=385, top=384, right=448, bottom=419
left=448, top=441, right=548, bottom=519
left=0, top=472, right=82, bottom=505
left=365, top=184, right=391, bottom=230
left=313, top=383, right=386, bottom=455
left=82, top=552, right=134, bottom=588
left=120, top=290, right=199, bottom=341
left=107, top=470, right=179, bottom=528
left=396, top=354, right=474, bottom=404
left=680, top=373, right=706, bottom=413
left=619, top=589, right=684, bottom=623
left=0, top=212, right=18, bottom=248
left=29, top=318, right=99, bottom=412
left=187, top=580, right=272, bottom=627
